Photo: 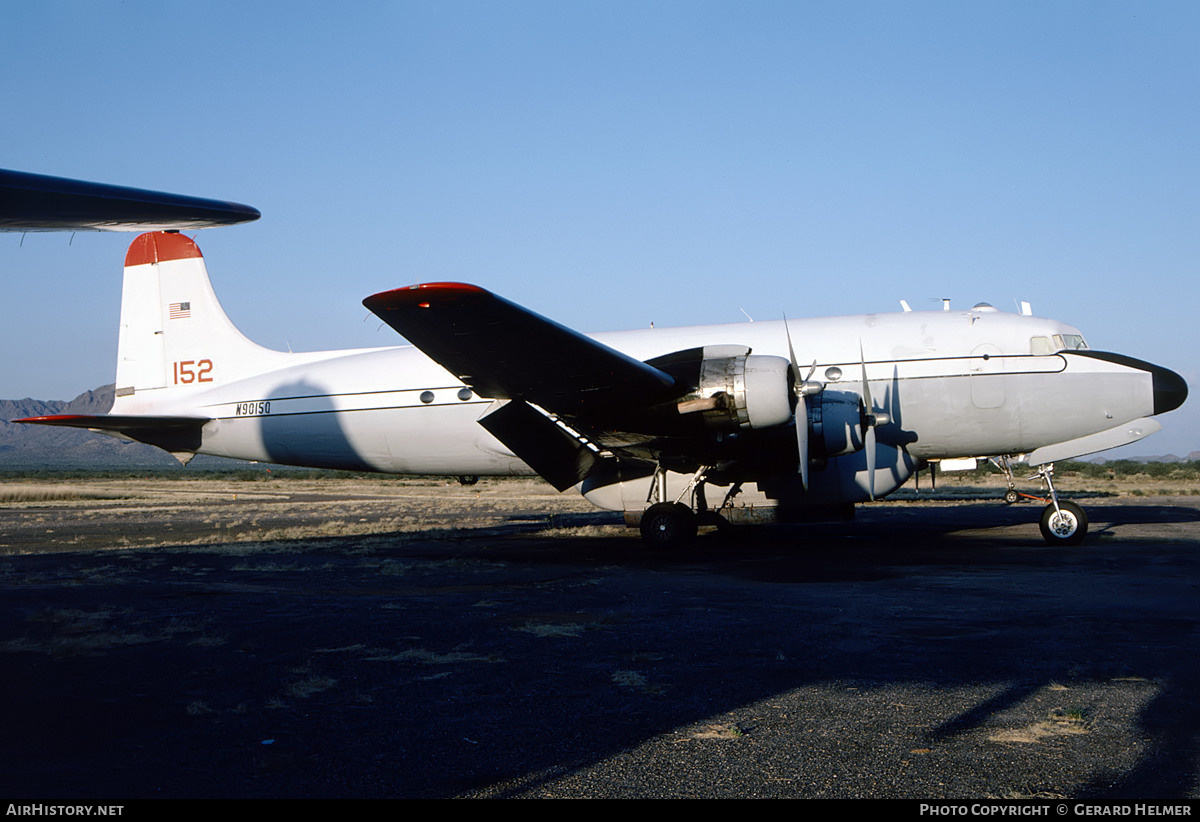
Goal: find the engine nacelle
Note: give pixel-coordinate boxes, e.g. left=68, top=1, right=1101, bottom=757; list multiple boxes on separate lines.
left=808, top=390, right=867, bottom=459
left=677, top=354, right=794, bottom=431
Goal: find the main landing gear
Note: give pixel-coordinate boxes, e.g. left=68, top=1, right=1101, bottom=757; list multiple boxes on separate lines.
left=993, top=457, right=1088, bottom=546
left=639, top=464, right=729, bottom=549
left=639, top=501, right=698, bottom=548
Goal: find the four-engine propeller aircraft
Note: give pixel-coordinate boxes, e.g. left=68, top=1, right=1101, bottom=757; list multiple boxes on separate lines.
left=16, top=231, right=1188, bottom=547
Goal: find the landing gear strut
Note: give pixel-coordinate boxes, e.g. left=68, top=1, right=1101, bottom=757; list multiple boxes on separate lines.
left=1035, top=464, right=1088, bottom=545
left=993, top=457, right=1088, bottom=545
left=991, top=456, right=1030, bottom=505
left=638, top=463, right=711, bottom=548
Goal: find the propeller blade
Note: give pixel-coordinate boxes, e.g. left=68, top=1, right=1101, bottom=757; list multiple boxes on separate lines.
left=785, top=317, right=810, bottom=489
left=796, top=392, right=809, bottom=490
left=860, top=342, right=873, bottom=419
left=860, top=341, right=876, bottom=501
left=866, top=424, right=876, bottom=501
left=785, top=316, right=799, bottom=372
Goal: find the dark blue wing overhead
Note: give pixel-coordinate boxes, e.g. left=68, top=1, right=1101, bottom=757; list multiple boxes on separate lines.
left=0, top=169, right=260, bottom=231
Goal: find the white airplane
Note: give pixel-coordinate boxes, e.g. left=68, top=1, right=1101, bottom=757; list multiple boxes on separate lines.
left=16, top=231, right=1188, bottom=547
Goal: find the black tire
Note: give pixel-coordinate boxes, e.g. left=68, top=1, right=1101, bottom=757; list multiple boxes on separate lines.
left=639, top=502, right=697, bottom=549
left=1004, top=489, right=1020, bottom=505
left=1039, top=501, right=1088, bottom=545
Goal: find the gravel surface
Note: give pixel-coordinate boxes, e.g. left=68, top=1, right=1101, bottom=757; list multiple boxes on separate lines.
left=0, top=480, right=1197, bottom=799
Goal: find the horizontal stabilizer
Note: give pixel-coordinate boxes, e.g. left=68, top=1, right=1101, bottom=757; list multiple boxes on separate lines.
left=1026, top=417, right=1162, bottom=466
left=15, top=414, right=208, bottom=454
left=363, top=283, right=683, bottom=420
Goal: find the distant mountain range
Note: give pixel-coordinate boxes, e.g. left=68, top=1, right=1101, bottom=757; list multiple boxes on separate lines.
left=1, top=385, right=1197, bottom=470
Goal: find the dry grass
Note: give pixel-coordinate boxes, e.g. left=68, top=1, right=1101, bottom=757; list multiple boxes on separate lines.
left=987, top=709, right=1092, bottom=744
left=0, top=475, right=598, bottom=555
left=0, top=484, right=137, bottom=503
left=1, top=468, right=1197, bottom=556
left=0, top=606, right=211, bottom=656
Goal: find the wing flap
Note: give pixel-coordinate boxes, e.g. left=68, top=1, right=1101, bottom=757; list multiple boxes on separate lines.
left=478, top=401, right=599, bottom=491
left=363, top=283, right=682, bottom=419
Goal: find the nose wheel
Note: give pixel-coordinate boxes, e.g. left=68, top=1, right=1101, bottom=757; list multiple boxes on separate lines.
left=1035, top=464, right=1088, bottom=545
left=994, top=457, right=1089, bottom=545
left=1039, top=499, right=1088, bottom=545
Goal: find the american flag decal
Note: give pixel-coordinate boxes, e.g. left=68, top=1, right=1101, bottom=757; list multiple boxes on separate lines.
left=169, top=302, right=191, bottom=319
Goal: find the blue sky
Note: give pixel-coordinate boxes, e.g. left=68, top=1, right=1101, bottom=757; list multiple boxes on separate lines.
left=3, top=1, right=1198, bottom=456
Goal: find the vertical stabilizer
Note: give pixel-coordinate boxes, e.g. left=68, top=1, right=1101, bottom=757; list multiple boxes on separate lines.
left=113, top=232, right=284, bottom=411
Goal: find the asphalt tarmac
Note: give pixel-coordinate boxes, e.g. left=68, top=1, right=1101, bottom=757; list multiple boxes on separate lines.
left=0, top=493, right=1197, bottom=799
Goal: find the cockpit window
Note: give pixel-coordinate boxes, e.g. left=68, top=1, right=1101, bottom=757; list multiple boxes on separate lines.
left=1032, top=334, right=1088, bottom=354
left=1053, top=334, right=1088, bottom=351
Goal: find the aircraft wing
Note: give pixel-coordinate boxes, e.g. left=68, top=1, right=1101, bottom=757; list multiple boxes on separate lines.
left=364, top=282, right=688, bottom=490
left=363, top=283, right=683, bottom=418
left=0, top=169, right=260, bottom=231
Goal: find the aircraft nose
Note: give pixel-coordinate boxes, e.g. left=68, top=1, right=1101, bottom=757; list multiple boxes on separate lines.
left=1152, top=363, right=1188, bottom=415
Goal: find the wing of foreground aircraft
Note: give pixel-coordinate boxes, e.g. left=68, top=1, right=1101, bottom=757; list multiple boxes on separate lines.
left=0, top=169, right=260, bottom=231
left=363, top=282, right=821, bottom=493
left=363, top=283, right=699, bottom=489
left=363, top=283, right=683, bottom=416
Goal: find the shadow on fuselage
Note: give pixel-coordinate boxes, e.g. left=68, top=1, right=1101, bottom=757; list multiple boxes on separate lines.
left=258, top=379, right=375, bottom=472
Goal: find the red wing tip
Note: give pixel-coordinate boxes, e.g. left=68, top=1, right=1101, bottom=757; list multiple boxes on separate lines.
left=125, top=231, right=204, bottom=267
left=13, top=414, right=91, bottom=425
left=364, top=282, right=488, bottom=309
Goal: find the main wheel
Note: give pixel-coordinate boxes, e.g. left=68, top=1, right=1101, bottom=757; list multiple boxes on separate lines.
left=639, top=502, right=698, bottom=549
left=1039, top=500, right=1088, bottom=545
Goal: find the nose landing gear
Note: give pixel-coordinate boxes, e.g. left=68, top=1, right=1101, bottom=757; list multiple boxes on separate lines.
left=1035, top=464, right=1088, bottom=545
left=993, top=457, right=1089, bottom=545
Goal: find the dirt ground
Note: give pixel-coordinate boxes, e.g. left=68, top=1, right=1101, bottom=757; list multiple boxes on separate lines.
left=0, top=475, right=1198, bottom=799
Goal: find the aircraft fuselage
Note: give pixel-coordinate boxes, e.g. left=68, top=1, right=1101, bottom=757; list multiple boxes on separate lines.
left=119, top=306, right=1173, bottom=487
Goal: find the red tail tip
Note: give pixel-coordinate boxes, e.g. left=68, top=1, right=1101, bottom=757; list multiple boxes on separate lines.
left=125, top=232, right=203, bottom=267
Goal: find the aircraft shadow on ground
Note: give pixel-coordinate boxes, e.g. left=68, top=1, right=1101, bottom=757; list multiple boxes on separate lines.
left=0, top=500, right=1197, bottom=799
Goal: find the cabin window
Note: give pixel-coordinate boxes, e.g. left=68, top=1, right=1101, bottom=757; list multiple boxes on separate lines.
left=1030, top=336, right=1054, bottom=355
